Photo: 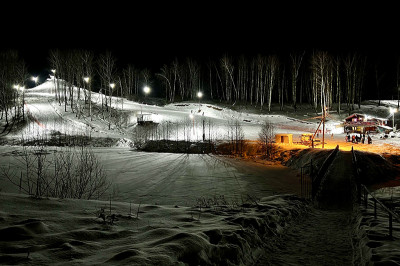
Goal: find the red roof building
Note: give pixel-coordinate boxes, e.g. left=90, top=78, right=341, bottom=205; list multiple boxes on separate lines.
left=344, top=113, right=390, bottom=133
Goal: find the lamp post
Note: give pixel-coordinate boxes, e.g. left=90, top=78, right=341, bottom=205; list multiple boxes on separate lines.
left=109, top=83, right=115, bottom=109
left=108, top=83, right=115, bottom=130
left=84, top=77, right=92, bottom=120
left=197, top=91, right=203, bottom=112
left=13, top=85, right=20, bottom=118
left=197, top=91, right=205, bottom=140
left=21, top=86, right=25, bottom=121
left=143, top=86, right=150, bottom=99
left=390, top=107, right=397, bottom=131
left=142, top=86, right=151, bottom=114
left=31, top=76, right=38, bottom=87
left=51, top=69, right=56, bottom=98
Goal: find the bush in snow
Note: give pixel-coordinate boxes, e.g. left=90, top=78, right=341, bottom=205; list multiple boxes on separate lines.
left=258, top=120, right=277, bottom=159
left=1, top=144, right=111, bottom=200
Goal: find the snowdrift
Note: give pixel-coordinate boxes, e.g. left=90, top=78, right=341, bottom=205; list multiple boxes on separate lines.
left=0, top=193, right=309, bottom=265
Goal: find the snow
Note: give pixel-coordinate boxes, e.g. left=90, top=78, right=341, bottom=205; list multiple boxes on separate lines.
left=8, top=79, right=339, bottom=142
left=2, top=80, right=400, bottom=264
left=0, top=146, right=301, bottom=206
left=0, top=192, right=310, bottom=265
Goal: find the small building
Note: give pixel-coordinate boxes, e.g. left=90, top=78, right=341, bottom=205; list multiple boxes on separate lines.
left=275, top=133, right=293, bottom=144
left=344, top=113, right=389, bottom=133
left=137, top=113, right=155, bottom=126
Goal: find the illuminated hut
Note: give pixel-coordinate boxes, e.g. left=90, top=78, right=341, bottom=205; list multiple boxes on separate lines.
left=275, top=133, right=293, bottom=144
left=344, top=113, right=389, bottom=133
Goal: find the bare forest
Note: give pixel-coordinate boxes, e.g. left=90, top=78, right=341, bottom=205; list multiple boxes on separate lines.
left=2, top=49, right=400, bottom=132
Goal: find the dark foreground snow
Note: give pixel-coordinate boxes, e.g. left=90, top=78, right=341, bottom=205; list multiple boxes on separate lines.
left=0, top=193, right=310, bottom=265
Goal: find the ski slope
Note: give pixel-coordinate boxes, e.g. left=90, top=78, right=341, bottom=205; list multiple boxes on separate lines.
left=10, top=79, right=343, bottom=143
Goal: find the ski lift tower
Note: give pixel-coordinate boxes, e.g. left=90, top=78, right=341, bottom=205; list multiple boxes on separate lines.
left=310, top=106, right=328, bottom=148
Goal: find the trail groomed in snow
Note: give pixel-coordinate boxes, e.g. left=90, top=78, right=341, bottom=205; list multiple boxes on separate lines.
left=258, top=150, right=366, bottom=265
left=258, top=207, right=360, bottom=265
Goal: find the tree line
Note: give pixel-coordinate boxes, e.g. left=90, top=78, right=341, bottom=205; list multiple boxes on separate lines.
left=0, top=51, right=28, bottom=126
left=2, top=49, right=400, bottom=129
left=44, top=49, right=400, bottom=117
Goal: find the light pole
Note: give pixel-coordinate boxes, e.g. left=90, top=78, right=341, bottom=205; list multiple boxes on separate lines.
left=197, top=91, right=203, bottom=112
left=31, top=76, right=38, bottom=87
left=390, top=107, right=397, bottom=131
left=142, top=86, right=151, bottom=114
left=143, top=86, right=150, bottom=99
left=51, top=69, right=56, bottom=98
left=21, top=86, right=25, bottom=121
left=109, top=83, right=115, bottom=130
left=109, top=83, right=115, bottom=110
left=84, top=77, right=92, bottom=120
left=197, top=91, right=204, bottom=140
left=13, top=85, right=20, bottom=118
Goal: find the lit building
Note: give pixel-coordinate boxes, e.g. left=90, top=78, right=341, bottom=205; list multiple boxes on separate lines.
left=344, top=113, right=390, bottom=134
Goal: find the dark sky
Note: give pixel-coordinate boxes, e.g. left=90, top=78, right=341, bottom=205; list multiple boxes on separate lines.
left=2, top=4, right=399, bottom=77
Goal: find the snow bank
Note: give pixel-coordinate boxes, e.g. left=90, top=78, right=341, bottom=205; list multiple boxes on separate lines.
left=0, top=193, right=309, bottom=265
left=358, top=199, right=400, bottom=264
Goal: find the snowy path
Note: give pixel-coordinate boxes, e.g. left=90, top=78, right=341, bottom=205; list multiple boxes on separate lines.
left=259, top=207, right=355, bottom=265
left=316, top=151, right=355, bottom=209
left=258, top=150, right=359, bottom=265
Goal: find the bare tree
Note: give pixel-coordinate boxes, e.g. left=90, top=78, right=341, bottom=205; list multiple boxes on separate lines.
left=97, top=51, right=117, bottom=117
left=266, top=55, right=279, bottom=112
left=290, top=51, right=305, bottom=112
left=226, top=119, right=245, bottom=155
left=140, top=68, right=151, bottom=93
left=187, top=58, right=201, bottom=100
left=157, top=64, right=173, bottom=102
left=81, top=50, right=94, bottom=120
left=0, top=50, right=26, bottom=126
left=258, top=121, right=275, bottom=159
left=220, top=55, right=237, bottom=104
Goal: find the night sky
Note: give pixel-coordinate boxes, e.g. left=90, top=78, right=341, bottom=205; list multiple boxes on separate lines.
left=2, top=4, right=398, bottom=84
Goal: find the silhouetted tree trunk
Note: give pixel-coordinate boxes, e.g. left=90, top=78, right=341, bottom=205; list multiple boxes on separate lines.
left=290, top=51, right=304, bottom=112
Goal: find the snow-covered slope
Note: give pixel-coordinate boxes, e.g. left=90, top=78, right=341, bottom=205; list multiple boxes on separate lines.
left=10, top=79, right=343, bottom=143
